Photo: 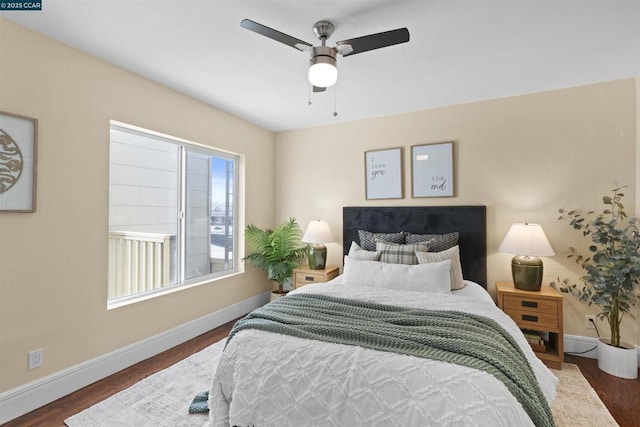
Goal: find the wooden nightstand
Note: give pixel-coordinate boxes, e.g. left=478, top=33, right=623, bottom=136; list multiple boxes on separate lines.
left=496, top=281, right=564, bottom=370
left=293, top=265, right=339, bottom=289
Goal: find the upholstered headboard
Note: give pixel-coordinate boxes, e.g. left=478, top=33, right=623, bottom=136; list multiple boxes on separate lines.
left=343, top=206, right=487, bottom=288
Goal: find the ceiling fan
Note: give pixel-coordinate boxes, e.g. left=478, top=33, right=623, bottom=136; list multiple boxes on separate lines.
left=241, top=19, right=410, bottom=92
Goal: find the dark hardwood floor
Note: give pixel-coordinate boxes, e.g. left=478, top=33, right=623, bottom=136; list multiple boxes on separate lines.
left=3, top=323, right=638, bottom=427
left=564, top=354, right=640, bottom=427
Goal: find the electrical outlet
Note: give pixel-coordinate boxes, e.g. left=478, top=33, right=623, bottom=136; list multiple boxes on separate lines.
left=585, top=315, right=596, bottom=330
left=28, top=348, right=43, bottom=370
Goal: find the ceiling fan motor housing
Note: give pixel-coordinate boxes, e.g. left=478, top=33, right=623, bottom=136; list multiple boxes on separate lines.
left=310, top=46, right=337, bottom=67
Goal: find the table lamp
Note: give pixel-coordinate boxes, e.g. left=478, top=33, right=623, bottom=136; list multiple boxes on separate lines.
left=302, top=220, right=335, bottom=270
left=498, top=223, right=555, bottom=291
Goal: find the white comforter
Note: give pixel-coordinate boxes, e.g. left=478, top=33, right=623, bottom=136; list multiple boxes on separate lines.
left=206, top=280, right=558, bottom=427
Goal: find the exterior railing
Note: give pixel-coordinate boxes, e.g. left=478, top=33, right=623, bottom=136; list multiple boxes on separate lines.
left=108, top=231, right=174, bottom=300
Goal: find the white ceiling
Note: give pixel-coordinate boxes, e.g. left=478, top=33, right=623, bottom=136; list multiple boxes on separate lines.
left=4, top=0, right=640, bottom=132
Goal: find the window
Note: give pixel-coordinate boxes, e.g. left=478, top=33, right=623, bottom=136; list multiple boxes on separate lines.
left=108, top=122, right=238, bottom=307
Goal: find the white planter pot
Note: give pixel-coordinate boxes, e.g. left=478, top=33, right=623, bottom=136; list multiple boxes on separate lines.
left=597, top=338, right=638, bottom=379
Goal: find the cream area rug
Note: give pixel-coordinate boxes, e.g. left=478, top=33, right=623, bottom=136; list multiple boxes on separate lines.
left=65, top=341, right=223, bottom=427
left=550, top=364, right=618, bottom=426
left=65, top=339, right=618, bottom=427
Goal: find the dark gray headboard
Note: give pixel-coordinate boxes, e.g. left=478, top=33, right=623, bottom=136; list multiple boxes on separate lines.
left=343, top=206, right=487, bottom=288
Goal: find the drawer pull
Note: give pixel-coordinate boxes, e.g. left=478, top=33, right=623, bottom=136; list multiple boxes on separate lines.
left=522, top=301, right=538, bottom=308
left=522, top=314, right=538, bottom=322
left=305, top=276, right=315, bottom=281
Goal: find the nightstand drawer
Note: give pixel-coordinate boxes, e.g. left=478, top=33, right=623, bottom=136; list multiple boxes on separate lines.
left=293, top=266, right=339, bottom=289
left=502, top=295, right=558, bottom=315
left=503, top=308, right=559, bottom=330
left=294, top=271, right=326, bottom=285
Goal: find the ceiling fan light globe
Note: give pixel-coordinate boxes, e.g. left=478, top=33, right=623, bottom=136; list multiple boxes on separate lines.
left=308, top=63, right=337, bottom=88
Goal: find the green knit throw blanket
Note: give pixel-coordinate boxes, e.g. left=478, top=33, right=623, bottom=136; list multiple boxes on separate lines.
left=228, top=293, right=554, bottom=427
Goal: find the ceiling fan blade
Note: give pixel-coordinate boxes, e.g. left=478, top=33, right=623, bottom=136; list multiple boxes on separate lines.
left=313, top=85, right=326, bottom=93
left=336, top=28, right=409, bottom=57
left=241, top=19, right=312, bottom=52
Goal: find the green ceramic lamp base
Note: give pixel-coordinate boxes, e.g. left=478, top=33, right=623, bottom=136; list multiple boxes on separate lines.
left=512, top=255, right=543, bottom=291
left=308, top=244, right=327, bottom=270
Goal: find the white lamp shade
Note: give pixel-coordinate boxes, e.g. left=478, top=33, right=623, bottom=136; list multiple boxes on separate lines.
left=302, top=220, right=335, bottom=244
left=498, top=223, right=555, bottom=257
left=308, top=63, right=338, bottom=88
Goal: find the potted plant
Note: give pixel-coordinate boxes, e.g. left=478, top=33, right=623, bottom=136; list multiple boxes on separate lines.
left=551, top=186, right=639, bottom=379
left=242, top=218, right=307, bottom=300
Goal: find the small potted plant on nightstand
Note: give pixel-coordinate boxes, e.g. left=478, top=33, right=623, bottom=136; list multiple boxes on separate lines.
left=242, top=218, right=307, bottom=301
left=552, top=186, right=639, bottom=379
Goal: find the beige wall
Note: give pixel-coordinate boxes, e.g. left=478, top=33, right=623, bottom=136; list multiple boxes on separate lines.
left=275, top=78, right=639, bottom=346
left=0, top=19, right=274, bottom=392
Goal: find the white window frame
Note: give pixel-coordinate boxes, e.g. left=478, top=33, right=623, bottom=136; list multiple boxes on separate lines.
left=108, top=121, right=240, bottom=309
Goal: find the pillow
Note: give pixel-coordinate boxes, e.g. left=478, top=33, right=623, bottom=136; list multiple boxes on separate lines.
left=376, top=242, right=429, bottom=265
left=358, top=230, right=405, bottom=251
left=342, top=256, right=452, bottom=293
left=405, top=232, right=459, bottom=252
left=415, top=245, right=465, bottom=290
left=348, top=241, right=381, bottom=261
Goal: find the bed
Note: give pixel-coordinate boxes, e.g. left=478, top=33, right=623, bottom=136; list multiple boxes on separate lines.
left=206, top=206, right=558, bottom=427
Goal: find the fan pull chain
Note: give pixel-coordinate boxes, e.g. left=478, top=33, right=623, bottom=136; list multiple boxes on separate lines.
left=306, top=83, right=339, bottom=117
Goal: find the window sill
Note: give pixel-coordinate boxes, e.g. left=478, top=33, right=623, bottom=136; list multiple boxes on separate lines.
left=107, top=270, right=243, bottom=310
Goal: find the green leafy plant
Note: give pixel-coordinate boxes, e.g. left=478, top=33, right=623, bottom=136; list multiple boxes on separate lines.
left=551, top=187, right=639, bottom=348
left=242, top=218, right=307, bottom=294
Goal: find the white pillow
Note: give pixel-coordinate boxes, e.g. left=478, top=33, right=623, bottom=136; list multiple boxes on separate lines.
left=342, top=256, right=451, bottom=293
left=348, top=241, right=381, bottom=261
left=415, top=245, right=465, bottom=290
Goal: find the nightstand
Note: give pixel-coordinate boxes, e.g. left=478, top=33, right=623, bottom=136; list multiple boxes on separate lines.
left=496, top=281, right=564, bottom=369
left=293, top=265, right=339, bottom=289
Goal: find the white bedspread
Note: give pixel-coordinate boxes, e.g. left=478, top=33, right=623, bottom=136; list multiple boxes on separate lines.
left=206, top=281, right=558, bottom=427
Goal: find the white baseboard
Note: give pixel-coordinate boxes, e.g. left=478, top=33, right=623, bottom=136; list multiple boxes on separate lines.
left=564, top=334, right=599, bottom=359
left=564, top=334, right=640, bottom=368
left=0, top=292, right=269, bottom=424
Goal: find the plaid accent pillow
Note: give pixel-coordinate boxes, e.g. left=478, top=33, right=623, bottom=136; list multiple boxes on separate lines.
left=376, top=242, right=429, bottom=265
left=415, top=245, right=465, bottom=290
left=405, top=232, right=459, bottom=252
left=358, top=230, right=405, bottom=251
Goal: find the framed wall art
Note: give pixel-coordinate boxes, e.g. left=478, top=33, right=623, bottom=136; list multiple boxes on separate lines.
left=0, top=111, right=38, bottom=212
left=364, top=147, right=404, bottom=200
left=411, top=141, right=455, bottom=198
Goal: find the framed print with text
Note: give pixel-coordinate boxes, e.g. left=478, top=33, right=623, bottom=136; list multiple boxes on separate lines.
left=365, top=147, right=404, bottom=200
left=411, top=141, right=454, bottom=198
left=0, top=111, right=38, bottom=212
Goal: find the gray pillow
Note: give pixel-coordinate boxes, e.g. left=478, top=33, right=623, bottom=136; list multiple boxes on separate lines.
left=358, top=230, right=405, bottom=251
left=405, top=232, right=459, bottom=252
